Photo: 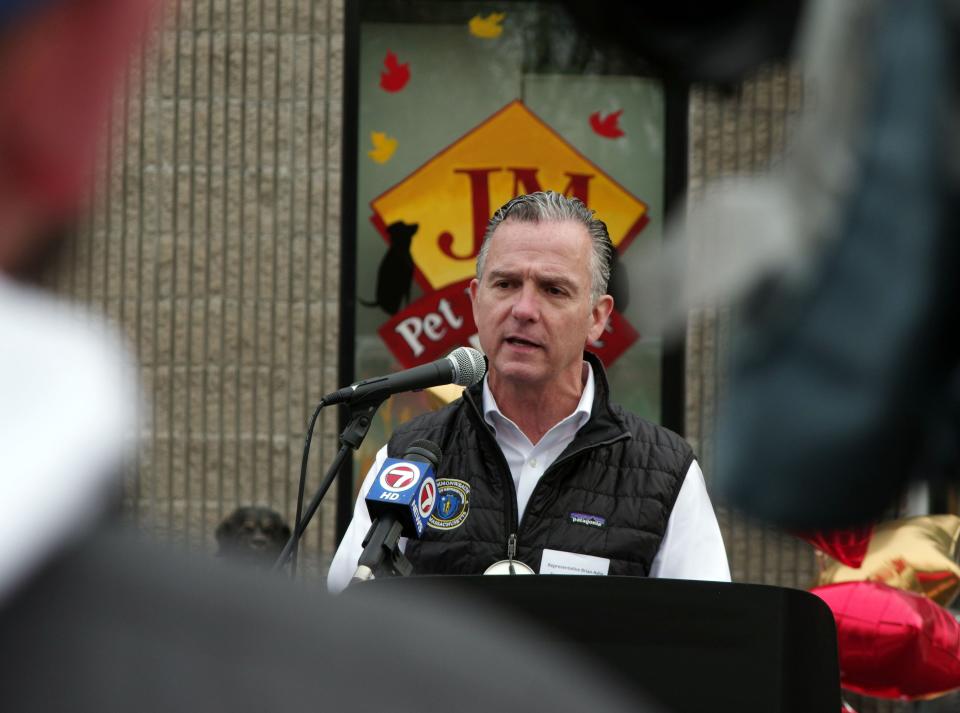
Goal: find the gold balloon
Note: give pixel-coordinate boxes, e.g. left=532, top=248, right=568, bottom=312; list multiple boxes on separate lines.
left=816, top=515, right=960, bottom=607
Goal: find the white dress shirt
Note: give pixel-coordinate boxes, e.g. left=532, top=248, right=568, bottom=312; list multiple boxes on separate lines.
left=328, top=364, right=731, bottom=593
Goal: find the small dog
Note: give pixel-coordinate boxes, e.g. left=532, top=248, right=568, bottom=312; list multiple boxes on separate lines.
left=359, top=220, right=418, bottom=315
left=215, top=506, right=291, bottom=568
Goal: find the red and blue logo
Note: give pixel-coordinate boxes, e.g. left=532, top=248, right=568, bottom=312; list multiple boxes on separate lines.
left=417, top=478, right=437, bottom=518
left=379, top=462, right=422, bottom=493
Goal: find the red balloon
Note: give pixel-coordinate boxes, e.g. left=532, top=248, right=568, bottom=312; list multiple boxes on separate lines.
left=795, top=524, right=873, bottom=568
left=812, top=581, right=960, bottom=699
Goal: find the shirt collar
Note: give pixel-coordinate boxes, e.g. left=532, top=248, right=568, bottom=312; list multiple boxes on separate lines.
left=482, top=361, right=594, bottom=435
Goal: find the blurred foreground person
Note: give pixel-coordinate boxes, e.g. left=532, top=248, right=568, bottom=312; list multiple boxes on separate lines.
left=713, top=0, right=960, bottom=527
left=632, top=0, right=960, bottom=528
left=0, top=0, right=150, bottom=600
left=0, top=2, right=661, bottom=711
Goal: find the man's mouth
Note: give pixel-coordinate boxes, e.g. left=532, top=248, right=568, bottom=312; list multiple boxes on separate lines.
left=504, top=336, right=541, bottom=349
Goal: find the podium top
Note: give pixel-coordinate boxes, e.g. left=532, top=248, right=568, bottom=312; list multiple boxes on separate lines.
left=363, top=576, right=839, bottom=713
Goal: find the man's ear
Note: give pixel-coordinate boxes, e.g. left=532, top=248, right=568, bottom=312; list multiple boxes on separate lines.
left=587, top=294, right=615, bottom=343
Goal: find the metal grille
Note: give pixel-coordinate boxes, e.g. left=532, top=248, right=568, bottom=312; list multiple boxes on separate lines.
left=686, top=67, right=817, bottom=589
left=49, top=0, right=344, bottom=577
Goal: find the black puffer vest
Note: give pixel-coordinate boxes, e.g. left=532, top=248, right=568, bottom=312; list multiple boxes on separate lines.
left=388, top=353, right=694, bottom=576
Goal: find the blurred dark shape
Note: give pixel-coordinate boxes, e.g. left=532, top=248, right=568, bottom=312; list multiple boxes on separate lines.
left=0, top=0, right=150, bottom=270
left=0, top=523, right=659, bottom=713
left=607, top=250, right=630, bottom=312
left=216, top=506, right=290, bottom=567
left=562, top=0, right=806, bottom=84
left=0, top=0, right=53, bottom=28
left=716, top=0, right=960, bottom=527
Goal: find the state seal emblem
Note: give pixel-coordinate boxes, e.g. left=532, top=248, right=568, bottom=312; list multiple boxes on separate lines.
left=428, top=478, right=470, bottom=530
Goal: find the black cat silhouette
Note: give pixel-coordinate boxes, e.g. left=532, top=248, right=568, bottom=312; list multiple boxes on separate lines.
left=360, top=220, right=419, bottom=315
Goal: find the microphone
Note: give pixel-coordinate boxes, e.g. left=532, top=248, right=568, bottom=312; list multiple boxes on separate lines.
left=323, top=346, right=485, bottom=406
left=352, top=439, right=442, bottom=583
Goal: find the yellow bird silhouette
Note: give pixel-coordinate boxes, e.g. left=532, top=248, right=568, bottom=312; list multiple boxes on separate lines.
left=368, top=131, right=397, bottom=164
left=469, top=12, right=505, bottom=39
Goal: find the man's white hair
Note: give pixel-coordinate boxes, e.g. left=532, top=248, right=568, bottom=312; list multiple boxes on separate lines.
left=476, top=191, right=614, bottom=304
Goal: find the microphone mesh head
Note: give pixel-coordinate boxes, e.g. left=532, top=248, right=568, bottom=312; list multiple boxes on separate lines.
left=448, top=346, right=486, bottom=387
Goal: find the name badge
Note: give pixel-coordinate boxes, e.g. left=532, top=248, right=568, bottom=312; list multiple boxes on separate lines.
left=539, top=549, right=610, bottom=576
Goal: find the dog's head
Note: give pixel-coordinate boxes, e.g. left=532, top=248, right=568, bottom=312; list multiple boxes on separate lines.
left=216, top=506, right=291, bottom=565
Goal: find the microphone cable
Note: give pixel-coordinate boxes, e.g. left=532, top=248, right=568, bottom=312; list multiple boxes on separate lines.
left=289, top=398, right=325, bottom=577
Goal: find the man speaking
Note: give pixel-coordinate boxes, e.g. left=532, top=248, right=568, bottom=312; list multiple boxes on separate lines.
left=328, top=191, right=729, bottom=591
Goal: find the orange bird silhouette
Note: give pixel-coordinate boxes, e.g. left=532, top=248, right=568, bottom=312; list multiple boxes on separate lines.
left=589, top=109, right=625, bottom=139
left=380, top=50, right=410, bottom=92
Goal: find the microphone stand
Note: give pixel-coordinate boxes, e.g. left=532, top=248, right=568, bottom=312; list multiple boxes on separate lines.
left=274, top=396, right=383, bottom=573
left=351, top=516, right=413, bottom=584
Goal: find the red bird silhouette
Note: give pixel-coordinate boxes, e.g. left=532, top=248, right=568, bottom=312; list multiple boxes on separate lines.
left=380, top=50, right=410, bottom=93
left=589, top=109, right=625, bottom=139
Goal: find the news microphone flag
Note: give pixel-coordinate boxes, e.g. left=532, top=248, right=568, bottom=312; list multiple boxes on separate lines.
left=365, top=457, right=438, bottom=538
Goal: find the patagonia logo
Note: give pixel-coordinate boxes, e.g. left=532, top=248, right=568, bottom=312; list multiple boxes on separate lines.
left=569, top=512, right=606, bottom=528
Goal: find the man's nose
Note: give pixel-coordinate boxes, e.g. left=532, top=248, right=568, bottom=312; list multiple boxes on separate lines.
left=510, top=283, right=540, bottom=321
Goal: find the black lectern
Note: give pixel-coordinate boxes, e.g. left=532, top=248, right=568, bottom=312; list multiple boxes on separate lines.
left=366, top=576, right=839, bottom=713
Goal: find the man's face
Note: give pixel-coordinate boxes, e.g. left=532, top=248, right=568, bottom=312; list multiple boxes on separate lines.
left=469, top=219, right=613, bottom=390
